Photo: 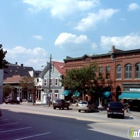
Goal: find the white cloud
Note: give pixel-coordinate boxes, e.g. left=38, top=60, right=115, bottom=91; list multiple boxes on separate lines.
left=32, top=35, right=43, bottom=40
left=5, top=46, right=48, bottom=69
left=74, top=8, right=119, bottom=31
left=128, top=3, right=139, bottom=11
left=100, top=33, right=140, bottom=51
left=91, top=43, right=97, bottom=49
left=54, top=32, right=89, bottom=48
left=23, top=0, right=99, bottom=19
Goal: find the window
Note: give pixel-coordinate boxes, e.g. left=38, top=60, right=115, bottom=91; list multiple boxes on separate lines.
left=116, top=65, right=122, bottom=79
left=106, top=66, right=110, bottom=79
left=135, top=63, right=140, bottom=78
left=99, top=67, right=103, bottom=77
left=55, top=79, right=58, bottom=85
left=125, top=64, right=132, bottom=78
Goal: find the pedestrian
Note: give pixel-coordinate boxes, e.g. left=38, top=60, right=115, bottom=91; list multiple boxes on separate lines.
left=126, top=103, right=130, bottom=113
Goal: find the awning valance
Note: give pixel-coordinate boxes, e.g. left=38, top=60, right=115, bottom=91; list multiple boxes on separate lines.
left=119, top=92, right=140, bottom=100
left=73, top=91, right=81, bottom=97
left=62, top=90, right=71, bottom=96
left=102, top=91, right=111, bottom=98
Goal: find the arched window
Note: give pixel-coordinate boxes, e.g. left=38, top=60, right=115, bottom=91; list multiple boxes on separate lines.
left=135, top=63, right=140, bottom=78
left=116, top=65, right=121, bottom=79
left=125, top=64, right=132, bottom=78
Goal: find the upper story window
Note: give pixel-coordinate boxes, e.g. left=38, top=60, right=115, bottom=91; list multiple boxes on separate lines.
left=106, top=66, right=110, bottom=79
left=135, top=63, right=140, bottom=78
left=55, top=79, right=58, bottom=86
left=116, top=65, right=122, bottom=79
left=125, top=64, right=132, bottom=78
left=99, top=67, right=103, bottom=76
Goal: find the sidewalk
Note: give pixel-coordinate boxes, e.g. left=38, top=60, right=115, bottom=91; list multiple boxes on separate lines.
left=21, top=102, right=140, bottom=117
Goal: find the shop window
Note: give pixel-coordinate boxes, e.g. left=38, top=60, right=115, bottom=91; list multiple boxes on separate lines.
left=106, top=66, right=110, bottom=79
left=135, top=63, right=140, bottom=78
left=116, top=65, right=122, bottom=79
left=125, top=64, right=132, bottom=78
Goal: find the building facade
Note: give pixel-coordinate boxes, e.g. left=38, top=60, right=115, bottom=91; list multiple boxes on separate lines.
left=37, top=61, right=65, bottom=104
left=64, top=46, right=140, bottom=110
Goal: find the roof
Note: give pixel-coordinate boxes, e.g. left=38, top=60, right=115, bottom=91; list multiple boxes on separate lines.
left=3, top=62, right=34, bottom=80
left=39, top=61, right=65, bottom=78
left=64, top=47, right=140, bottom=62
left=3, top=75, right=23, bottom=83
left=52, top=61, right=65, bottom=75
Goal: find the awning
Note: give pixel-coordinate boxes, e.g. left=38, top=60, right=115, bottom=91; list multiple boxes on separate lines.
left=102, top=91, right=111, bottom=98
left=73, top=91, right=81, bottom=97
left=119, top=92, right=140, bottom=100
left=62, top=90, right=71, bottom=96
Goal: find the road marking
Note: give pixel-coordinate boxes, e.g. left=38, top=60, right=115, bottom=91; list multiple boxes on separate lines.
left=0, top=126, right=32, bottom=134
left=0, top=122, right=19, bottom=126
left=14, top=132, right=51, bottom=140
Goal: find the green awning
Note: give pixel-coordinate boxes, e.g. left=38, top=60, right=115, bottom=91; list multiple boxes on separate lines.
left=102, top=91, right=111, bottom=98
left=62, top=90, right=71, bottom=96
left=73, top=91, right=81, bottom=97
left=119, top=92, right=140, bottom=100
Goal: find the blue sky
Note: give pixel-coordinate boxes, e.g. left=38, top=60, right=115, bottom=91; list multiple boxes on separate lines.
left=1, top=0, right=140, bottom=70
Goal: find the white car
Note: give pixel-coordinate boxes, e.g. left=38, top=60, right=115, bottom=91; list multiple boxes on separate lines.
left=77, top=100, right=95, bottom=112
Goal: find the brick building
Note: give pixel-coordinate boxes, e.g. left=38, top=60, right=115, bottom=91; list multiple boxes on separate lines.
left=64, top=46, right=140, bottom=110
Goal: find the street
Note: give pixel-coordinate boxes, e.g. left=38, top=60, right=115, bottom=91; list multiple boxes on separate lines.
left=0, top=103, right=140, bottom=140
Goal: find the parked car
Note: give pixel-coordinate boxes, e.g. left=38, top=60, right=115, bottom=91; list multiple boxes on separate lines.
left=4, top=98, right=20, bottom=104
left=53, top=99, right=70, bottom=110
left=107, top=102, right=124, bottom=118
left=78, top=100, right=95, bottom=112
left=0, top=109, right=2, bottom=117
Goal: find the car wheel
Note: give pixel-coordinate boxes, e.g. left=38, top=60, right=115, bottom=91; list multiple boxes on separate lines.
left=62, top=107, right=64, bottom=110
left=5, top=102, right=7, bottom=104
left=53, top=107, right=56, bottom=109
left=78, top=110, right=81, bottom=112
left=107, top=114, right=110, bottom=118
left=67, top=107, right=69, bottom=110
left=121, top=115, right=124, bottom=119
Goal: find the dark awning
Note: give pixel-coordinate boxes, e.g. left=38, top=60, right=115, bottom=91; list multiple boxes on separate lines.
left=102, top=91, right=111, bottom=98
left=62, top=90, right=71, bottom=96
left=119, top=92, right=140, bottom=100
left=73, top=91, right=81, bottom=97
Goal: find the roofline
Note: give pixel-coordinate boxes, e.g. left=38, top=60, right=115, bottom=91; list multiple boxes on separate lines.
left=64, top=48, right=140, bottom=62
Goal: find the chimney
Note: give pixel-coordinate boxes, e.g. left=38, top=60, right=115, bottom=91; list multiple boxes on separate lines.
left=21, top=64, right=23, bottom=67
left=15, top=62, right=18, bottom=65
left=111, top=46, right=115, bottom=53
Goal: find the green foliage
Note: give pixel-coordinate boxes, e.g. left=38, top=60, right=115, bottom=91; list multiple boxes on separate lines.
left=19, top=76, right=35, bottom=94
left=0, top=44, right=8, bottom=69
left=61, top=62, right=102, bottom=95
left=3, top=84, right=14, bottom=98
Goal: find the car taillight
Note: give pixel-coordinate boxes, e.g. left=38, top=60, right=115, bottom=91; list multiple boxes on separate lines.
left=122, top=109, right=124, bottom=111
left=107, top=108, right=109, bottom=111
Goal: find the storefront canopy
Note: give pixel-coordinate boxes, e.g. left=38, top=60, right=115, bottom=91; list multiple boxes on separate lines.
left=119, top=92, right=140, bottom=100
left=62, top=90, right=71, bottom=96
left=102, top=91, right=111, bottom=98
left=73, top=91, right=81, bottom=97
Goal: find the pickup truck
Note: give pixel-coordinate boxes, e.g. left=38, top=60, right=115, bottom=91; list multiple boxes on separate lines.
left=53, top=99, right=70, bottom=110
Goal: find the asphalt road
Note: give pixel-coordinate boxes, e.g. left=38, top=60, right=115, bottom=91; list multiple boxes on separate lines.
left=0, top=103, right=140, bottom=140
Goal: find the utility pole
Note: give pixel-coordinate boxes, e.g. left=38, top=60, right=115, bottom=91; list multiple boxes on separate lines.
left=48, top=54, right=52, bottom=106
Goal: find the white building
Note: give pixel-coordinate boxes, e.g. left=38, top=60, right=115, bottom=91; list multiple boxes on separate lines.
left=35, top=61, right=65, bottom=104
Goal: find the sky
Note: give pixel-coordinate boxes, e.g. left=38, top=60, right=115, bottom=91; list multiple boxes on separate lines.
left=0, top=0, right=140, bottom=70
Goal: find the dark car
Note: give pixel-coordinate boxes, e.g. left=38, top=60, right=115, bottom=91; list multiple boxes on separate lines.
left=53, top=99, right=70, bottom=110
left=107, top=102, right=124, bottom=118
left=4, top=98, right=20, bottom=104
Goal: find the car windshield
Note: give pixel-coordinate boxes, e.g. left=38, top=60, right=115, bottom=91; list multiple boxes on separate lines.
left=79, top=101, right=88, bottom=104
left=109, top=102, right=123, bottom=108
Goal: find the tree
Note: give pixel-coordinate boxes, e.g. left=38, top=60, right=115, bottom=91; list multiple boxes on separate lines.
left=19, top=76, right=35, bottom=105
left=0, top=44, right=8, bottom=69
left=61, top=62, right=103, bottom=102
left=3, top=84, right=14, bottom=98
